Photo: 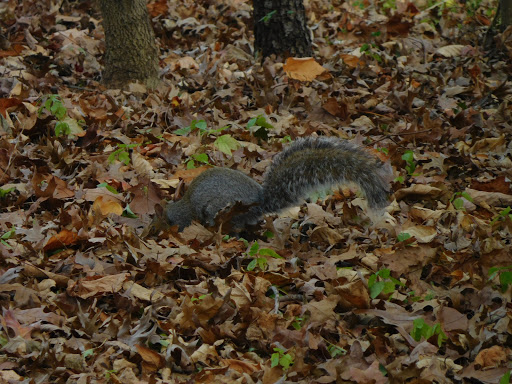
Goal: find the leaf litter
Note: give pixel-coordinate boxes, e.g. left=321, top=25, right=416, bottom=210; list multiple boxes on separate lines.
left=1, top=0, right=512, bottom=383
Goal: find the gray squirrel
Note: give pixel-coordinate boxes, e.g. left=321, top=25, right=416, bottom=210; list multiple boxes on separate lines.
left=151, top=137, right=392, bottom=233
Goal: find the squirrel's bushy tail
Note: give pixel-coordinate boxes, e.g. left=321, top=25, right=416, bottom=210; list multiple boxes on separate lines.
left=260, top=137, right=392, bottom=214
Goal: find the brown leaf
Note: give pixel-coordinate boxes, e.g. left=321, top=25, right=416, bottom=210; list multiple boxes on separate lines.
left=67, top=273, right=129, bottom=299
left=135, top=344, right=163, bottom=369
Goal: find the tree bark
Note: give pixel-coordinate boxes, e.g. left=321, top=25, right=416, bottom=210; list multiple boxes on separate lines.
left=253, top=0, right=312, bottom=58
left=99, top=0, right=159, bottom=88
left=484, top=0, right=512, bottom=49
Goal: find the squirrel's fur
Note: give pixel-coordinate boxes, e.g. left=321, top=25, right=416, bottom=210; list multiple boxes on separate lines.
left=157, top=137, right=392, bottom=232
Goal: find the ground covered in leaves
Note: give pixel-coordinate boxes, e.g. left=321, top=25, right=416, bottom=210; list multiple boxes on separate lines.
left=1, top=0, right=512, bottom=383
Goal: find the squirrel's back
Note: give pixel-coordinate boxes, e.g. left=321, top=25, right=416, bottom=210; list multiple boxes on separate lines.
left=260, top=137, right=392, bottom=214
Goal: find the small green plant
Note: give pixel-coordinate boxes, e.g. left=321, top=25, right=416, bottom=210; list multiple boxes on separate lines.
left=108, top=143, right=141, bottom=165
left=191, top=293, right=211, bottom=302
left=353, top=0, right=365, bottom=9
left=270, top=347, right=294, bottom=370
left=1, top=227, right=15, bottom=248
left=450, top=191, right=473, bottom=210
left=123, top=204, right=138, bottom=219
left=38, top=94, right=84, bottom=137
left=247, top=114, right=274, bottom=140
left=401, top=150, right=416, bottom=175
left=186, top=153, right=210, bottom=169
left=291, top=316, right=305, bottom=330
left=174, top=119, right=208, bottom=136
left=382, top=0, right=396, bottom=10
left=104, top=368, right=117, bottom=381
left=491, top=207, right=512, bottom=225
left=327, top=344, right=346, bottom=357
left=500, top=371, right=511, bottom=384
left=214, top=134, right=241, bottom=156
left=260, top=10, right=277, bottom=23
left=488, top=266, right=512, bottom=292
left=397, top=232, right=411, bottom=242
left=410, top=318, right=447, bottom=347
left=360, top=43, right=382, bottom=62
left=82, top=348, right=95, bottom=358
left=367, top=268, right=404, bottom=299
left=0, top=186, right=15, bottom=198
left=246, top=241, right=283, bottom=271
left=97, top=182, right=119, bottom=194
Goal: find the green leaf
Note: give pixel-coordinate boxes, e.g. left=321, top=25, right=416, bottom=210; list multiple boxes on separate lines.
left=397, top=232, right=411, bottom=242
left=377, top=268, right=391, bottom=279
left=453, top=198, right=464, bottom=210
left=255, top=115, right=273, bottom=129
left=401, top=150, right=414, bottom=165
left=123, top=204, right=138, bottom=218
left=370, top=281, right=385, bottom=299
left=118, top=151, right=131, bottom=165
left=500, top=371, right=511, bottom=384
left=247, top=259, right=258, bottom=271
left=499, top=271, right=512, bottom=291
left=82, top=348, right=95, bottom=358
left=0, top=187, right=15, bottom=198
left=195, top=120, right=207, bottom=131
left=257, top=258, right=268, bottom=271
left=55, top=121, right=70, bottom=137
left=259, top=248, right=283, bottom=259
left=247, top=117, right=257, bottom=129
left=174, top=125, right=192, bottom=136
left=214, top=134, right=240, bottom=156
left=279, top=353, right=293, bottom=369
left=192, top=153, right=209, bottom=164
left=460, top=192, right=473, bottom=202
left=382, top=281, right=396, bottom=295
left=270, top=352, right=280, bottom=368
left=248, top=242, right=259, bottom=256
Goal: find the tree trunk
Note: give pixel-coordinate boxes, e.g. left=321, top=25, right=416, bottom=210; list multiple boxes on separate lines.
left=253, top=0, right=312, bottom=58
left=484, top=0, right=512, bottom=49
left=99, top=0, right=159, bottom=89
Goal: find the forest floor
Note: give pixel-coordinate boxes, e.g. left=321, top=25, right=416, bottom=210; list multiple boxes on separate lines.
left=1, top=0, right=512, bottom=383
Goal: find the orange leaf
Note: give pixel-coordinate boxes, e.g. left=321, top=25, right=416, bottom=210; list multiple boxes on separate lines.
left=340, top=54, right=365, bottom=69
left=44, top=229, right=78, bottom=251
left=92, top=196, right=123, bottom=216
left=283, top=57, right=328, bottom=82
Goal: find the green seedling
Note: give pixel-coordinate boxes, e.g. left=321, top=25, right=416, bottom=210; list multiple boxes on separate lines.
left=0, top=186, right=15, bottom=198
left=246, top=241, right=283, bottom=271
left=174, top=119, right=208, bottom=136
left=108, top=143, right=141, bottom=165
left=327, top=344, right=346, bottom=358
left=214, top=134, right=241, bottom=156
left=247, top=114, right=273, bottom=140
left=401, top=150, right=416, bottom=175
left=97, top=182, right=119, bottom=194
left=500, top=371, right=511, bottom=384
left=488, top=266, right=512, bottom=292
left=491, top=207, right=512, bottom=225
left=410, top=318, right=447, bottom=347
left=260, top=10, right=276, bottom=23
left=397, top=232, right=411, bottom=242
left=367, top=268, right=405, bottom=299
left=450, top=191, right=473, bottom=210
left=38, top=94, right=84, bottom=137
left=271, top=347, right=294, bottom=370
left=186, top=153, right=210, bottom=169
left=1, top=227, right=15, bottom=248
